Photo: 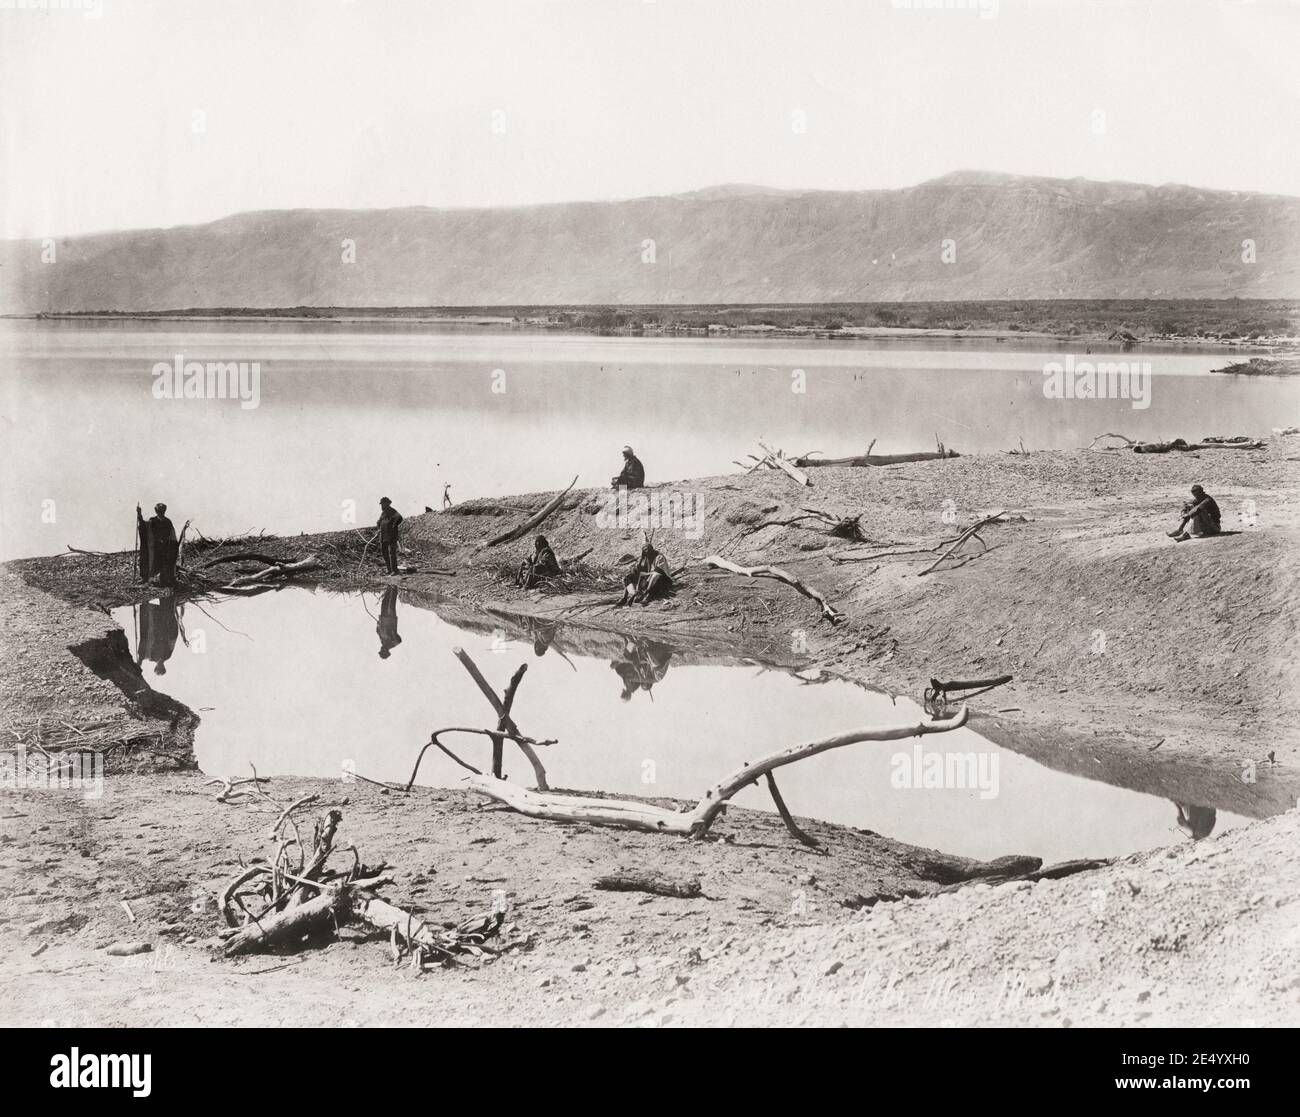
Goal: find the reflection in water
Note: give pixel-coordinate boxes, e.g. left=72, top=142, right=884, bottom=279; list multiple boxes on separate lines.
left=111, top=587, right=1279, bottom=863
left=611, top=636, right=673, bottom=701
left=135, top=598, right=179, bottom=675
left=375, top=586, right=402, bottom=660
left=1175, top=802, right=1218, bottom=841
left=532, top=624, right=558, bottom=658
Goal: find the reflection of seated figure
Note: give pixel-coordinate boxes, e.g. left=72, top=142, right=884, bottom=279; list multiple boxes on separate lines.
left=376, top=586, right=402, bottom=659
left=136, top=598, right=180, bottom=675
left=1174, top=802, right=1217, bottom=841
left=532, top=622, right=558, bottom=657
left=610, top=637, right=673, bottom=701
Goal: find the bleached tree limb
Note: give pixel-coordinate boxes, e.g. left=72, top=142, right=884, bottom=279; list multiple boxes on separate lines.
left=764, top=771, right=821, bottom=848
left=452, top=648, right=550, bottom=789
left=704, top=554, right=843, bottom=624
left=757, top=441, right=811, bottom=486
left=467, top=706, right=970, bottom=838
left=485, top=476, right=578, bottom=547
left=223, top=888, right=347, bottom=956
left=918, top=511, right=1010, bottom=577
left=222, top=554, right=321, bottom=589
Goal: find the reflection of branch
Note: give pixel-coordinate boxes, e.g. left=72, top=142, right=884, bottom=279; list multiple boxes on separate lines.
left=189, top=598, right=253, bottom=640
left=453, top=648, right=551, bottom=789
left=404, top=727, right=556, bottom=791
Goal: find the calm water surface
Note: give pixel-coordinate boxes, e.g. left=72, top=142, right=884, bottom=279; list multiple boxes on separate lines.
left=112, top=586, right=1254, bottom=864
left=4, top=319, right=1296, bottom=560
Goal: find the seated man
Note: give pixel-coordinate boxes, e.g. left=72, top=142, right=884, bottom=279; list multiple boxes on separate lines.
left=1168, top=484, right=1221, bottom=541
left=516, top=535, right=561, bottom=589
left=611, top=445, right=645, bottom=490
left=619, top=542, right=673, bottom=606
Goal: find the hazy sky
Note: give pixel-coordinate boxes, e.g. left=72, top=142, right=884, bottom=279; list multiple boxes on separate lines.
left=1, top=0, right=1297, bottom=238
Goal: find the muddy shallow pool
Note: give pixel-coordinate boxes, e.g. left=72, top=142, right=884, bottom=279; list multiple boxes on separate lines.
left=115, top=585, right=1252, bottom=864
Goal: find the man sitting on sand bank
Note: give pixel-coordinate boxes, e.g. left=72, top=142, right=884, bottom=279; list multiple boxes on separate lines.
left=618, top=542, right=673, bottom=607
left=516, top=535, right=561, bottom=589
left=611, top=445, right=645, bottom=490
left=1168, top=484, right=1221, bottom=542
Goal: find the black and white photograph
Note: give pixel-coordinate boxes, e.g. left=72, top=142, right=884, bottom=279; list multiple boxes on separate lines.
left=0, top=0, right=1296, bottom=1060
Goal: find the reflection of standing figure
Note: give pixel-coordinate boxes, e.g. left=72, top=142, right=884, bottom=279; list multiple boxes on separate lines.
left=137, top=598, right=180, bottom=675
left=376, top=586, right=402, bottom=659
left=1174, top=802, right=1217, bottom=841
left=611, top=637, right=673, bottom=701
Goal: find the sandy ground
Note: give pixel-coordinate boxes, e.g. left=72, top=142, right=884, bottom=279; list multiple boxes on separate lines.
left=4, top=777, right=1296, bottom=1028
left=2, top=442, right=1298, bottom=1026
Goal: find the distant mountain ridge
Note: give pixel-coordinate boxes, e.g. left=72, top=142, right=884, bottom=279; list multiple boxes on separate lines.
left=3, top=171, right=1298, bottom=312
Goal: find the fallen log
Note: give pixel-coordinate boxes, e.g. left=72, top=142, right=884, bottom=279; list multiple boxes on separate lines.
left=594, top=872, right=703, bottom=899
left=200, top=551, right=291, bottom=569
left=467, top=705, right=969, bottom=838
left=223, top=888, right=348, bottom=956
left=485, top=476, right=578, bottom=547
left=795, top=449, right=959, bottom=467
left=703, top=554, right=843, bottom=624
left=1134, top=438, right=1266, bottom=454
left=222, top=554, right=321, bottom=589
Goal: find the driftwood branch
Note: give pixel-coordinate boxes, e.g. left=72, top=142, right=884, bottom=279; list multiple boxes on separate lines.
left=485, top=476, right=578, bottom=548
left=403, top=726, right=557, bottom=791
left=220, top=554, right=321, bottom=591
left=1086, top=432, right=1137, bottom=451
left=594, top=872, right=703, bottom=899
left=764, top=771, right=821, bottom=848
left=756, top=441, right=811, bottom=487
left=223, top=888, right=347, bottom=956
left=704, top=554, right=843, bottom=624
left=467, top=705, right=970, bottom=838
left=918, top=512, right=1011, bottom=576
left=795, top=449, right=959, bottom=467
left=452, top=648, right=550, bottom=789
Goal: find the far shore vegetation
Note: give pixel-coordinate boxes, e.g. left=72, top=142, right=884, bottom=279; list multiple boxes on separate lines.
left=24, top=298, right=1300, bottom=345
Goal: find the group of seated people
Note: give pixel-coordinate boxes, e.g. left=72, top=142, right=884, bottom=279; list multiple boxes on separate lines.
left=514, top=444, right=672, bottom=600
left=515, top=535, right=673, bottom=605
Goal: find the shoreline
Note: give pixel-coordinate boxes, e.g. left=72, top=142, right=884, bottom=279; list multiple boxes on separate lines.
left=3, top=443, right=1298, bottom=1025
left=7, top=306, right=1297, bottom=352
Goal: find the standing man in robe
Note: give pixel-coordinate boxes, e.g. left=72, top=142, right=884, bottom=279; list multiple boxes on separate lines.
left=377, top=497, right=404, bottom=574
left=145, top=503, right=178, bottom=587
